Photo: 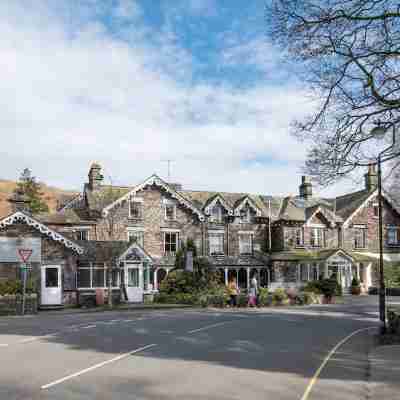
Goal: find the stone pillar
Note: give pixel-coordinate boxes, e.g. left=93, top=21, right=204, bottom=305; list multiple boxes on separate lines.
left=356, top=263, right=360, bottom=280
left=246, top=267, right=250, bottom=289
left=224, top=268, right=228, bottom=286
left=324, top=262, right=329, bottom=279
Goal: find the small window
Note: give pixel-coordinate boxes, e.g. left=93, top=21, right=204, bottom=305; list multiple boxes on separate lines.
left=45, top=268, right=59, bottom=288
left=387, top=227, right=400, bottom=246
left=127, top=268, right=139, bottom=287
left=128, top=231, right=144, bottom=247
left=239, top=234, right=253, bottom=255
left=209, top=233, right=224, bottom=255
left=164, top=232, right=179, bottom=254
left=211, top=205, right=223, bottom=223
left=129, top=201, right=142, bottom=219
left=310, top=228, right=325, bottom=247
left=373, top=204, right=379, bottom=218
left=165, top=204, right=176, bottom=221
left=354, top=228, right=367, bottom=249
left=76, top=230, right=89, bottom=241
left=299, top=264, right=308, bottom=282
left=239, top=208, right=251, bottom=224
left=295, top=228, right=304, bottom=247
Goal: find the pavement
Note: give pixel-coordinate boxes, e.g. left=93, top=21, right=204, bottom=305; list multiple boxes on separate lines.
left=368, top=345, right=400, bottom=400
left=0, top=295, right=398, bottom=400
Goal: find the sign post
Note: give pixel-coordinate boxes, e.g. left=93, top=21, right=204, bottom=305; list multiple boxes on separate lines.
left=18, top=249, right=33, bottom=316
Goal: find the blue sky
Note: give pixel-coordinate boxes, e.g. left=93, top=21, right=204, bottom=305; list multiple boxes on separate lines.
left=1, top=0, right=361, bottom=196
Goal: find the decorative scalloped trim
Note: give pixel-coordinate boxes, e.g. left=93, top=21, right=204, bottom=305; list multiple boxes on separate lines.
left=204, top=194, right=234, bottom=216
left=234, top=196, right=262, bottom=217
left=0, top=212, right=84, bottom=254
left=102, top=174, right=205, bottom=221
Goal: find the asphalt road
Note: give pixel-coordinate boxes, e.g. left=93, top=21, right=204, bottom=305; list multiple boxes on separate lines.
left=0, top=296, right=396, bottom=400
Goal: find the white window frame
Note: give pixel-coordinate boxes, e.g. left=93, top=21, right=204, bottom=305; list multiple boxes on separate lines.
left=239, top=233, right=253, bottom=255
left=299, top=263, right=309, bottom=282
left=164, top=231, right=179, bottom=255
left=164, top=204, right=176, bottom=221
left=77, top=262, right=120, bottom=289
left=211, top=204, right=223, bottom=223
left=295, top=227, right=304, bottom=247
left=129, top=199, right=143, bottom=219
left=387, top=226, right=400, bottom=246
left=373, top=203, right=379, bottom=218
left=76, top=229, right=90, bottom=241
left=239, top=207, right=251, bottom=224
left=310, top=228, right=325, bottom=248
left=354, top=228, right=367, bottom=249
left=209, top=233, right=224, bottom=255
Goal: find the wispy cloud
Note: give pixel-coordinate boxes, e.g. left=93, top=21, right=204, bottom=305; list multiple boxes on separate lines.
left=0, top=0, right=351, bottom=197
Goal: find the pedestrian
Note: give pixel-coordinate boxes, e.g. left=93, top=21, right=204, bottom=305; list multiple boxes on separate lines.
left=227, top=278, right=238, bottom=307
left=248, top=276, right=258, bottom=307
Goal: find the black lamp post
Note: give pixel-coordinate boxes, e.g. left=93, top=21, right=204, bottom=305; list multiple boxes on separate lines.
left=370, top=125, right=397, bottom=334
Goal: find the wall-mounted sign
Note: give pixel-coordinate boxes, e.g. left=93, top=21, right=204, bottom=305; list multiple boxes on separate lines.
left=0, top=237, right=41, bottom=263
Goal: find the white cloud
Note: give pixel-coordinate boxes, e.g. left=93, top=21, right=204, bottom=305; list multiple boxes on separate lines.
left=0, top=0, right=354, bottom=198
left=114, top=0, right=142, bottom=19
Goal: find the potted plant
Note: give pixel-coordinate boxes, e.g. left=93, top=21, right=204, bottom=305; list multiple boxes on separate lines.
left=351, top=277, right=361, bottom=295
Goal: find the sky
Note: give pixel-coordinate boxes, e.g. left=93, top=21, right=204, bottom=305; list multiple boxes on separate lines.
left=2, top=0, right=364, bottom=196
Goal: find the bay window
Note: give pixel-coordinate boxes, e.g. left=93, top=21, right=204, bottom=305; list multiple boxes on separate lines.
left=310, top=228, right=325, bottom=247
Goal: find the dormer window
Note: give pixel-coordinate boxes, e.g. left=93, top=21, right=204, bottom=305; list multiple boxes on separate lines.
left=165, top=204, right=176, bottom=221
left=129, top=200, right=143, bottom=219
left=211, top=205, right=223, bottom=223
left=240, top=208, right=252, bottom=224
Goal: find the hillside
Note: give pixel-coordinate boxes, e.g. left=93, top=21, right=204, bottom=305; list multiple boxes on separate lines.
left=0, top=179, right=78, bottom=218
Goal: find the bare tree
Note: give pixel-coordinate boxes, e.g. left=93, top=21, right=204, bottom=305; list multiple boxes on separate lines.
left=267, top=0, right=400, bottom=185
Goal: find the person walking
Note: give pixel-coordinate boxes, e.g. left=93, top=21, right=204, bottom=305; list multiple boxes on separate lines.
left=227, top=278, right=238, bottom=307
left=248, top=276, right=258, bottom=307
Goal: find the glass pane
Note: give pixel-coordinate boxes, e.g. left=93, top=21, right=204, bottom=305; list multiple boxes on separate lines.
left=92, top=269, right=105, bottom=287
left=128, top=268, right=139, bottom=287
left=77, top=269, right=91, bottom=288
left=46, top=268, right=59, bottom=288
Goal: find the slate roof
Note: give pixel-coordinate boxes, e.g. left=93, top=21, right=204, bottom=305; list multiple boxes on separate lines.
left=334, top=189, right=373, bottom=221
left=77, top=241, right=130, bottom=262
left=37, top=208, right=95, bottom=225
left=269, top=248, right=355, bottom=261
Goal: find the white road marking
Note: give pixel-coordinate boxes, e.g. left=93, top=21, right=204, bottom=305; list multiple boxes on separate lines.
left=41, top=343, right=157, bottom=390
left=19, top=332, right=59, bottom=343
left=122, top=319, right=136, bottom=323
left=0, top=343, right=9, bottom=347
left=188, top=321, right=233, bottom=334
left=81, top=325, right=96, bottom=329
left=300, top=326, right=376, bottom=400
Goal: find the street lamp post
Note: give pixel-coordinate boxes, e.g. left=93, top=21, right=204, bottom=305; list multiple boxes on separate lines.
left=370, top=125, right=397, bottom=334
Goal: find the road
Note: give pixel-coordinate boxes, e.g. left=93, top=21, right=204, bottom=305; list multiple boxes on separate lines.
left=0, top=296, right=396, bottom=400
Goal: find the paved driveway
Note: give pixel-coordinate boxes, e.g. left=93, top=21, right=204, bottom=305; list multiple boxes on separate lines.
left=0, top=296, right=389, bottom=400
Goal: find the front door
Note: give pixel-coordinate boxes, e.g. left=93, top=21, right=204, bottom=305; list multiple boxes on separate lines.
left=41, top=265, right=62, bottom=305
left=125, top=265, right=143, bottom=302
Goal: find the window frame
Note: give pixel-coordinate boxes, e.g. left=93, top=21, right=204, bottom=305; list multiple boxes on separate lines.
left=129, top=200, right=143, bottom=220
left=295, top=227, right=304, bottom=247
left=127, top=230, right=144, bottom=247
left=310, top=228, right=325, bottom=248
left=209, top=233, right=224, bottom=255
left=239, top=233, right=253, bottom=255
left=387, top=226, right=400, bottom=246
left=77, top=262, right=120, bottom=289
left=164, top=204, right=176, bottom=221
left=354, top=227, right=367, bottom=249
left=164, top=231, right=179, bottom=255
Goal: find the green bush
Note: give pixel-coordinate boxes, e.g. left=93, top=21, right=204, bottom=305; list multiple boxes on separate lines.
left=237, top=294, right=248, bottom=307
left=302, top=280, right=323, bottom=295
left=272, top=288, right=288, bottom=305
left=0, top=279, right=36, bottom=295
left=258, top=287, right=271, bottom=306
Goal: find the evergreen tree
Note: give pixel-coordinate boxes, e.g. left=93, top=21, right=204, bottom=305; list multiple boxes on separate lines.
left=15, top=168, right=49, bottom=214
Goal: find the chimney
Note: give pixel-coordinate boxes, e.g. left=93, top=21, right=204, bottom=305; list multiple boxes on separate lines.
left=88, top=162, right=103, bottom=191
left=299, top=175, right=312, bottom=199
left=8, top=189, right=31, bottom=214
left=364, top=164, right=378, bottom=191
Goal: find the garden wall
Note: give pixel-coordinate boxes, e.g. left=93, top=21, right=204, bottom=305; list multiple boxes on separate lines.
left=0, top=294, right=38, bottom=315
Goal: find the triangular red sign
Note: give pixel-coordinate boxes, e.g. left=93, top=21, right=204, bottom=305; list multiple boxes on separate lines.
left=18, top=249, right=33, bottom=263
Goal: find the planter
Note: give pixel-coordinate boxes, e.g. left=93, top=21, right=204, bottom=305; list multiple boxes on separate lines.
left=351, top=286, right=361, bottom=295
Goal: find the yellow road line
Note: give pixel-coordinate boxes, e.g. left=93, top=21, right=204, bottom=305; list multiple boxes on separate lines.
left=300, top=326, right=375, bottom=400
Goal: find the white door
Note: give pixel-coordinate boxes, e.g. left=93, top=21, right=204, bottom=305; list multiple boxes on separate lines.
left=41, top=265, right=62, bottom=305
left=125, top=265, right=143, bottom=302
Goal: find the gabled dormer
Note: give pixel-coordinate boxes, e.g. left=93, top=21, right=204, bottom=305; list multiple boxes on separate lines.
left=305, top=205, right=338, bottom=228
left=234, top=196, right=262, bottom=223
left=203, top=194, right=233, bottom=223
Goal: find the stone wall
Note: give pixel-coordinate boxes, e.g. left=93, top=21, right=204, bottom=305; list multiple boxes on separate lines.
left=0, top=294, right=38, bottom=315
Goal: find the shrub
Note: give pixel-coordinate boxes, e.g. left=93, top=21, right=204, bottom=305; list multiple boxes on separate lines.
left=302, top=280, right=323, bottom=295
left=351, top=277, right=361, bottom=295
left=272, top=288, right=288, bottom=305
left=0, top=279, right=36, bottom=295
left=320, top=277, right=342, bottom=298
left=237, top=294, right=248, bottom=307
